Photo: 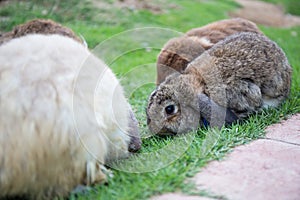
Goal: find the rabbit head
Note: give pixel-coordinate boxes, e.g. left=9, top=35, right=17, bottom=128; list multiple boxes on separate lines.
left=147, top=73, right=207, bottom=135
left=147, top=72, right=238, bottom=135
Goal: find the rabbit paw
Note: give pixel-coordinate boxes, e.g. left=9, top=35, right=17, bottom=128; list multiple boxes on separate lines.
left=86, top=161, right=108, bottom=186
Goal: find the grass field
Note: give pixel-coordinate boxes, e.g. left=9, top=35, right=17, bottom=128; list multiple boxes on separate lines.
left=0, top=0, right=299, bottom=199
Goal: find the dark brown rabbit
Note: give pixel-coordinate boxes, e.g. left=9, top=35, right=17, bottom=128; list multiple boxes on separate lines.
left=0, top=19, right=84, bottom=45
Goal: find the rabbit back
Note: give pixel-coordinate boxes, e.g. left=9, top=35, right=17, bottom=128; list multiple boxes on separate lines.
left=0, top=19, right=83, bottom=45
left=186, top=18, right=262, bottom=49
left=187, top=32, right=292, bottom=117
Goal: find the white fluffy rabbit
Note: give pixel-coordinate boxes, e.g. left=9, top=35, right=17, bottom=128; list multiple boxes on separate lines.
left=0, top=34, right=139, bottom=199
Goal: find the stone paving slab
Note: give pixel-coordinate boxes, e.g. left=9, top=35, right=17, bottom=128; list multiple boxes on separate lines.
left=265, top=114, right=300, bottom=145
left=193, top=139, right=300, bottom=200
left=151, top=193, right=213, bottom=200
left=151, top=114, right=300, bottom=200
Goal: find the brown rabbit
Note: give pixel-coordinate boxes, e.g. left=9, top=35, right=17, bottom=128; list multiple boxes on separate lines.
left=156, top=18, right=262, bottom=85
left=147, top=32, right=292, bottom=135
left=0, top=19, right=84, bottom=45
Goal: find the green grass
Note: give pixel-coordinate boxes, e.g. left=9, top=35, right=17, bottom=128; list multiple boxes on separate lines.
left=1, top=0, right=299, bottom=199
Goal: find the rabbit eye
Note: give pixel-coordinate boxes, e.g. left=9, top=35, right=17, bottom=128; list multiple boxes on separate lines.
left=165, top=105, right=177, bottom=115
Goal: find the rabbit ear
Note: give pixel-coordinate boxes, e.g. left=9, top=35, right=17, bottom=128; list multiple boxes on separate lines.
left=198, top=93, right=238, bottom=128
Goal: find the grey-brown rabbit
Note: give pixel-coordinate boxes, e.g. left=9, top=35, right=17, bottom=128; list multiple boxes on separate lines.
left=156, top=18, right=262, bottom=85
left=147, top=32, right=292, bottom=135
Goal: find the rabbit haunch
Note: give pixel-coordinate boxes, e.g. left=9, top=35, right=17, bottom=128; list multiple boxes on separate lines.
left=0, top=34, right=137, bottom=199
left=0, top=19, right=83, bottom=45
left=156, top=18, right=262, bottom=85
left=147, top=32, right=291, bottom=135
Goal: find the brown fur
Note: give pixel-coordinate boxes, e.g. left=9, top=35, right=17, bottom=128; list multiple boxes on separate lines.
left=156, top=18, right=262, bottom=85
left=157, top=36, right=205, bottom=86
left=147, top=32, right=292, bottom=135
left=186, top=18, right=262, bottom=49
left=0, top=19, right=83, bottom=45
left=189, top=32, right=291, bottom=116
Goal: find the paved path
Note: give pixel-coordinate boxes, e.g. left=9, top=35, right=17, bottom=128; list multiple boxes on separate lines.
left=152, top=114, right=300, bottom=200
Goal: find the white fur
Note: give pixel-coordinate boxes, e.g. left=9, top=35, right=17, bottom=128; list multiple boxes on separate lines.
left=189, top=36, right=213, bottom=48
left=0, top=34, right=130, bottom=199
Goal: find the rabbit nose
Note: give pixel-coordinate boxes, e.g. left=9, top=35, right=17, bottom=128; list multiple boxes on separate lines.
left=128, top=136, right=141, bottom=152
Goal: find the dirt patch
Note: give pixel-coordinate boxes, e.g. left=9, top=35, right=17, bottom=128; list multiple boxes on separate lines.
left=230, top=0, right=300, bottom=28
left=151, top=193, right=213, bottom=200
left=92, top=0, right=300, bottom=26
left=93, top=0, right=179, bottom=15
